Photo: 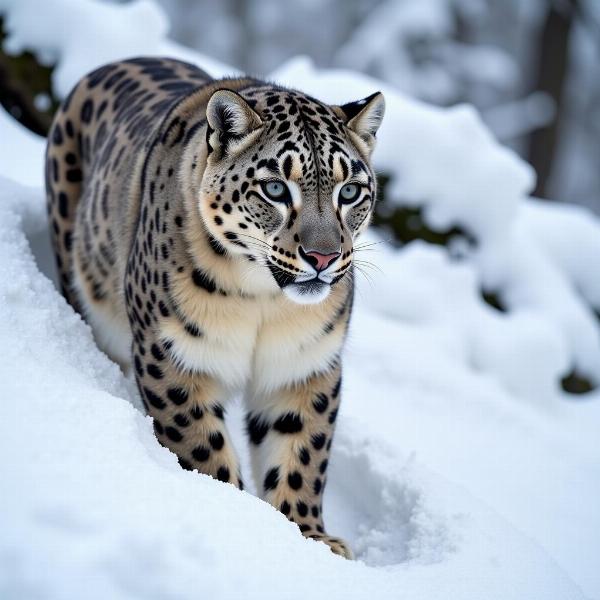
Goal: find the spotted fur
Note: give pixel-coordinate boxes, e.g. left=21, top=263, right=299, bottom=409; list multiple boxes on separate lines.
left=45, top=57, right=385, bottom=559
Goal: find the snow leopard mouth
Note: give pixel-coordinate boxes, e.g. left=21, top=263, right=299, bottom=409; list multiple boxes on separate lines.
left=267, top=263, right=340, bottom=304
left=282, top=279, right=330, bottom=304
left=292, top=279, right=328, bottom=294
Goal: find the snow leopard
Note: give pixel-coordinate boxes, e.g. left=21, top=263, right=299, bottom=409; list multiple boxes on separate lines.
left=45, top=57, right=385, bottom=558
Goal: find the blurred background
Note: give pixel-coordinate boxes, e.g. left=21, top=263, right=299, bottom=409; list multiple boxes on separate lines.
left=1, top=0, right=599, bottom=212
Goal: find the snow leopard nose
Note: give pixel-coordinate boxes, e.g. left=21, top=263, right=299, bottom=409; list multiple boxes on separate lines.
left=298, top=247, right=341, bottom=272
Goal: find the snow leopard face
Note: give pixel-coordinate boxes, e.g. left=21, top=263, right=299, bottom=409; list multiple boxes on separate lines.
left=200, top=87, right=385, bottom=304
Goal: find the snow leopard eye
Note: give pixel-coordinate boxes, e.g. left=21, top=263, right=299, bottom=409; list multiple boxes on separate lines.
left=339, top=183, right=361, bottom=204
left=261, top=180, right=289, bottom=202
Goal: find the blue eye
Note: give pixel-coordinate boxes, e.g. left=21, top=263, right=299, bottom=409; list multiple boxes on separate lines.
left=261, top=180, right=288, bottom=201
left=339, top=183, right=360, bottom=204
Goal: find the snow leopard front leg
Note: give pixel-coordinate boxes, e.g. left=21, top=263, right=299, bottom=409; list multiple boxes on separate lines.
left=132, top=332, right=243, bottom=489
left=246, top=362, right=351, bottom=558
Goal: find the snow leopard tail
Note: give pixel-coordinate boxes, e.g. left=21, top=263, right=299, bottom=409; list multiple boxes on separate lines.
left=45, top=80, right=88, bottom=313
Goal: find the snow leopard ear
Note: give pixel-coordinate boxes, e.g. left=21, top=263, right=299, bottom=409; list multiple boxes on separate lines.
left=335, top=92, right=385, bottom=155
left=206, top=89, right=263, bottom=160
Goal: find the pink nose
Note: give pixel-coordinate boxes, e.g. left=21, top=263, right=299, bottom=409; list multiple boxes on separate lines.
left=299, top=247, right=341, bottom=272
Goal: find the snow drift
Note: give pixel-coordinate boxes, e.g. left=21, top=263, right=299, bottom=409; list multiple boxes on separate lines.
left=0, top=172, right=588, bottom=600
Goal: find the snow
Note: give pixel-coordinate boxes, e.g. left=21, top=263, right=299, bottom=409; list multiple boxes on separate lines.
left=0, top=0, right=169, bottom=98
left=521, top=198, right=600, bottom=310
left=0, top=106, right=45, bottom=188
left=0, top=0, right=238, bottom=99
left=1, top=0, right=599, bottom=598
left=0, top=176, right=590, bottom=599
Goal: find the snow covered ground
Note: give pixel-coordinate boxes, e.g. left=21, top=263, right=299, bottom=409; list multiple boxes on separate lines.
left=0, top=171, right=594, bottom=599
left=1, top=1, right=599, bottom=598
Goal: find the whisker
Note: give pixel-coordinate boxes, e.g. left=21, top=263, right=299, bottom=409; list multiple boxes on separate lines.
left=353, top=247, right=379, bottom=254
left=236, top=232, right=271, bottom=249
left=354, top=237, right=392, bottom=249
left=347, top=269, right=367, bottom=303
left=353, top=264, right=376, bottom=288
left=353, top=259, right=384, bottom=275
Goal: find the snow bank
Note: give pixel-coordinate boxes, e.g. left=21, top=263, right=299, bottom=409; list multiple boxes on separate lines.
left=0, top=106, right=45, bottom=188
left=0, top=173, right=587, bottom=600
left=521, top=198, right=600, bottom=310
